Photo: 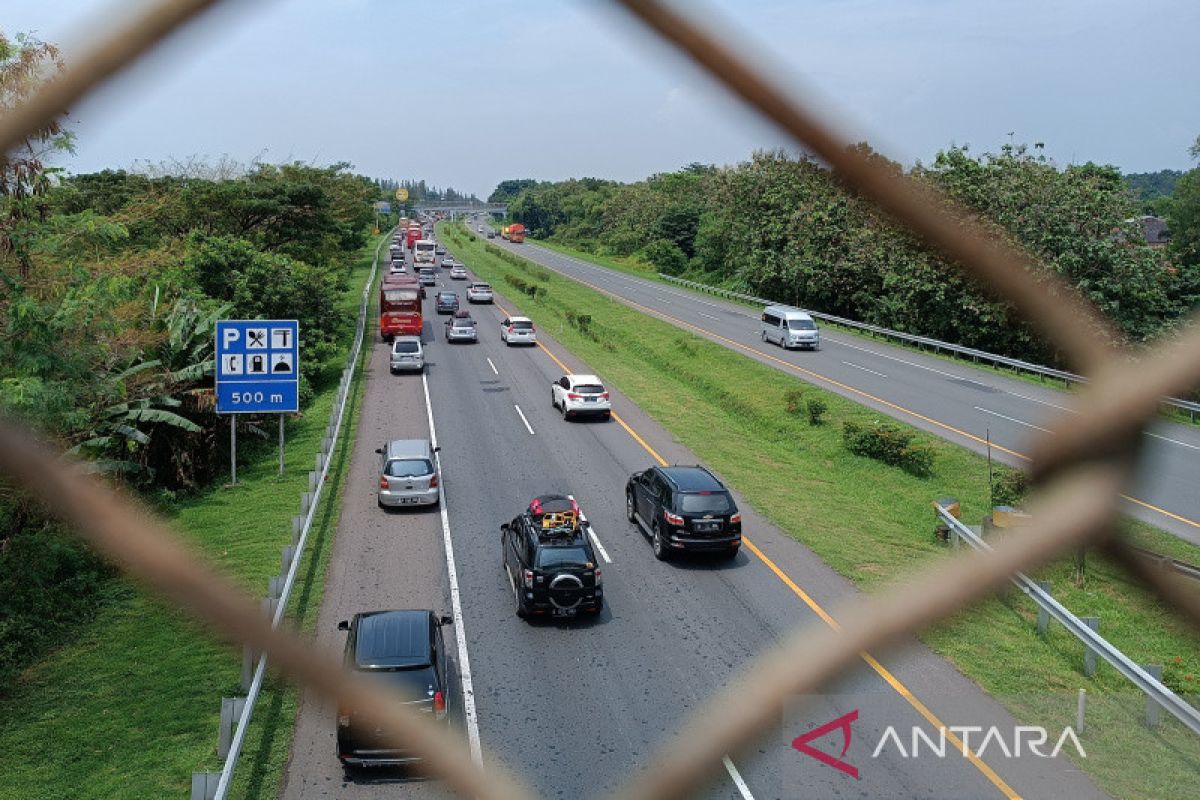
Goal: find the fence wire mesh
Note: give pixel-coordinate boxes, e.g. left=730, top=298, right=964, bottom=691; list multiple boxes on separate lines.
left=2, top=0, right=1198, bottom=798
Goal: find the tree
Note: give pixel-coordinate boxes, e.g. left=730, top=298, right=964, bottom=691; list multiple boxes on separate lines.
left=1163, top=135, right=1200, bottom=275
left=0, top=32, right=74, bottom=278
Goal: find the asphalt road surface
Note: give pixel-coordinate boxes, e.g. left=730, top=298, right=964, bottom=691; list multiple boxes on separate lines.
left=482, top=229, right=1200, bottom=546
left=280, top=239, right=1106, bottom=799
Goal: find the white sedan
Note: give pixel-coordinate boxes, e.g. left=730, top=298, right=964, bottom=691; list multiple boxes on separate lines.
left=551, top=374, right=611, bottom=420
left=467, top=282, right=493, bottom=303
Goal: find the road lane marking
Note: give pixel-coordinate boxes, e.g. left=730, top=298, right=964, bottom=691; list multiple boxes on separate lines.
left=723, top=755, right=755, bottom=800
left=486, top=357, right=499, bottom=375
left=514, top=404, right=536, bottom=435
left=973, top=406, right=1053, bottom=434
left=1004, top=389, right=1076, bottom=412
left=698, top=311, right=720, bottom=320
left=421, top=372, right=482, bottom=766
left=495, top=236, right=1200, bottom=532
left=568, top=495, right=614, bottom=565
left=1146, top=431, right=1200, bottom=452
left=841, top=360, right=888, bottom=378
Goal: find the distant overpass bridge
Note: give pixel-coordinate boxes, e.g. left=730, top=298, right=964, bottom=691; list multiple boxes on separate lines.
left=415, top=202, right=507, bottom=216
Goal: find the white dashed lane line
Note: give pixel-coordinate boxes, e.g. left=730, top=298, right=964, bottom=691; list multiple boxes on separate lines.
left=514, top=404, right=536, bottom=435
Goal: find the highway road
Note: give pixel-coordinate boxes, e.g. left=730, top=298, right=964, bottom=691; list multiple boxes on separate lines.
left=480, top=227, right=1200, bottom=546
left=279, top=240, right=1106, bottom=799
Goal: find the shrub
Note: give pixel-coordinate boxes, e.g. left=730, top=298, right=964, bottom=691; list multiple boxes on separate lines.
left=784, top=389, right=805, bottom=415
left=991, top=467, right=1029, bottom=508
left=842, top=420, right=934, bottom=477
left=643, top=239, right=688, bottom=275
left=805, top=397, right=828, bottom=425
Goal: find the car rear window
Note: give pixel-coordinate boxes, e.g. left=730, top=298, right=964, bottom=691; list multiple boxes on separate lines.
left=438, top=293, right=456, bottom=301
left=536, top=546, right=592, bottom=569
left=510, top=320, right=534, bottom=330
left=452, top=319, right=475, bottom=328
left=574, top=384, right=604, bottom=394
left=472, top=284, right=491, bottom=290
left=385, top=458, right=433, bottom=478
left=677, top=492, right=735, bottom=514
left=365, top=666, right=438, bottom=698
left=393, top=341, right=420, bottom=353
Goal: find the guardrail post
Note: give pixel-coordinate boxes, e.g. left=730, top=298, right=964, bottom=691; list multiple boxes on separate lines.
left=261, top=596, right=278, bottom=621
left=315, top=453, right=324, bottom=473
left=217, top=697, right=247, bottom=758
left=240, top=644, right=254, bottom=692
left=191, top=772, right=220, bottom=800
left=292, top=515, right=303, bottom=545
left=1143, top=664, right=1164, bottom=727
left=268, top=575, right=283, bottom=600
left=300, top=491, right=313, bottom=515
left=308, top=470, right=318, bottom=492
left=1082, top=617, right=1100, bottom=677
left=1035, top=581, right=1052, bottom=636
left=282, top=545, right=296, bottom=573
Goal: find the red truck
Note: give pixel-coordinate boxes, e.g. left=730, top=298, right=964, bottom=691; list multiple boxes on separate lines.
left=508, top=223, right=526, bottom=243
left=405, top=224, right=422, bottom=250
left=380, top=273, right=423, bottom=340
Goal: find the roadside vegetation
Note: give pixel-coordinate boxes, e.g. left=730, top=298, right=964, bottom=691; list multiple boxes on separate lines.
left=500, top=140, right=1200, bottom=374
left=442, top=220, right=1200, bottom=799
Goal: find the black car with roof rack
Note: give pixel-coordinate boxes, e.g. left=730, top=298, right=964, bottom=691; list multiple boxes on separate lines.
left=501, top=494, right=603, bottom=619
left=335, top=609, right=453, bottom=769
left=625, top=465, right=741, bottom=560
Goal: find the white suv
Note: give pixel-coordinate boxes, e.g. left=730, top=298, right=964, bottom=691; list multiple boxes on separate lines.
left=500, top=316, right=537, bottom=346
left=551, top=374, right=611, bottom=420
left=467, top=282, right=493, bottom=303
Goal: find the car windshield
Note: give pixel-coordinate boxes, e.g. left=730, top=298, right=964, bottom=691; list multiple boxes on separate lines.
left=393, top=341, right=420, bottom=353
left=510, top=320, right=533, bottom=330
left=677, top=492, right=734, bottom=514
left=788, top=319, right=816, bottom=330
left=362, top=666, right=438, bottom=699
left=536, top=546, right=592, bottom=569
left=574, top=384, right=604, bottom=394
left=385, top=458, right=433, bottom=478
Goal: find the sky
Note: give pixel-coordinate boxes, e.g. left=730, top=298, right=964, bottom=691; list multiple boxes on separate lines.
left=5, top=0, right=1199, bottom=198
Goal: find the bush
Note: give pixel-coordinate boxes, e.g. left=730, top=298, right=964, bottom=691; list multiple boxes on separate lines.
left=991, top=467, right=1029, bottom=508
left=842, top=420, right=934, bottom=477
left=784, top=389, right=805, bottom=415
left=642, top=239, right=688, bottom=275
left=805, top=397, right=828, bottom=425
left=565, top=311, right=593, bottom=335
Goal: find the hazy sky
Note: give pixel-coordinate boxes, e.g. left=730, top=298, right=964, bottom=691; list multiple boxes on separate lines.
left=6, top=0, right=1199, bottom=198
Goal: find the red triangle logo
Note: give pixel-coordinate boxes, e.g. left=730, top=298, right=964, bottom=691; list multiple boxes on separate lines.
left=792, top=708, right=859, bottom=779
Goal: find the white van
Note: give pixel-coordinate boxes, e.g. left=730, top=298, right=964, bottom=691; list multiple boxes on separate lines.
left=760, top=305, right=820, bottom=350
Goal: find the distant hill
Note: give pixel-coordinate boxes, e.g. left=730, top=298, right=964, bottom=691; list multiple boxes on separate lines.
left=1124, top=169, right=1183, bottom=202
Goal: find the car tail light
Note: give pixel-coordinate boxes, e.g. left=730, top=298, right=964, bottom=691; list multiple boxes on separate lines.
left=430, top=473, right=439, bottom=488
left=730, top=512, right=742, bottom=524
left=601, top=392, right=610, bottom=400
left=338, top=706, right=351, bottom=728
left=379, top=477, right=388, bottom=489
left=664, top=510, right=684, bottom=526
left=530, top=325, right=536, bottom=332
left=567, top=393, right=582, bottom=400
left=434, top=691, right=446, bottom=717
left=523, top=569, right=534, bottom=588
left=594, top=568, right=602, bottom=586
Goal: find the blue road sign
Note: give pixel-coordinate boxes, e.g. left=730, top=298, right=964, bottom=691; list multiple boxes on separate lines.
left=215, top=319, right=300, bottom=414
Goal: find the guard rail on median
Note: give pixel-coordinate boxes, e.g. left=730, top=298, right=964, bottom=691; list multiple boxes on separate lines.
left=933, top=503, right=1200, bottom=736
left=190, top=230, right=390, bottom=800
left=658, top=273, right=1200, bottom=419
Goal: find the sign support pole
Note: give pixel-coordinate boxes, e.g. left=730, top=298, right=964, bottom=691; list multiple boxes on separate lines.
left=230, top=417, right=237, bottom=485
left=278, top=414, right=285, bottom=476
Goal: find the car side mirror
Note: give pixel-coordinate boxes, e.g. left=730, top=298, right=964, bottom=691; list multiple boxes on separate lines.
left=500, top=524, right=510, bottom=535
left=373, top=448, right=382, bottom=454
left=337, top=620, right=349, bottom=631
left=439, top=614, right=454, bottom=626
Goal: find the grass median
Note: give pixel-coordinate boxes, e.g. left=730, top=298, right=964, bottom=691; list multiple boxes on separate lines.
left=0, top=235, right=385, bottom=800
left=442, top=222, right=1200, bottom=800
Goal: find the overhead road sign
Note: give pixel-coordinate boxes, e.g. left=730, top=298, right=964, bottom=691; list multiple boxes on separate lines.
left=215, top=319, right=300, bottom=414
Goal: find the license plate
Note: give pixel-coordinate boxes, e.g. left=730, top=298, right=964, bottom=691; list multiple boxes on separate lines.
left=695, top=522, right=720, bottom=532
left=585, top=397, right=596, bottom=402
left=552, top=608, right=577, bottom=618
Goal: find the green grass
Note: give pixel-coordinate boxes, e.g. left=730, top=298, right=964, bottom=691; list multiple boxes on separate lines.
left=441, top=221, right=1200, bottom=799
left=0, top=235, right=386, bottom=800
left=531, top=236, right=1200, bottom=427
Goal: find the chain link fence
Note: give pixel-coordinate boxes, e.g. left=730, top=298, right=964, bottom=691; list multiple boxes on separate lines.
left=2, top=1, right=1198, bottom=799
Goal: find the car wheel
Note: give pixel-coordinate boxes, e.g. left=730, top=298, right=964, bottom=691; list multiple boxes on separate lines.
left=652, top=523, right=669, bottom=561
left=561, top=403, right=569, bottom=420
left=760, top=330, right=766, bottom=342
left=720, top=546, right=740, bottom=561
left=551, top=390, right=558, bottom=409
left=602, top=411, right=611, bottom=421
left=625, top=492, right=636, bottom=523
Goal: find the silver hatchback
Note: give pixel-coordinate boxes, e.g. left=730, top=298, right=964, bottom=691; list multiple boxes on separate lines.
left=376, top=439, right=441, bottom=509
left=390, top=336, right=424, bottom=373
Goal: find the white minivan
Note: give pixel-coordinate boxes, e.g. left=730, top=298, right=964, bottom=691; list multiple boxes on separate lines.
left=760, top=305, right=820, bottom=350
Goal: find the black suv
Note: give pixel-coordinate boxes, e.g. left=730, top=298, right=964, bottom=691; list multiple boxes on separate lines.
left=336, top=609, right=453, bottom=769
left=501, top=494, right=603, bottom=619
left=625, top=466, right=741, bottom=560
left=434, top=291, right=459, bottom=314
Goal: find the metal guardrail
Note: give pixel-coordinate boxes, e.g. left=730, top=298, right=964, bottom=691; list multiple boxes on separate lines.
left=204, top=230, right=390, bottom=799
left=934, top=503, right=1200, bottom=735
left=658, top=274, right=1200, bottom=418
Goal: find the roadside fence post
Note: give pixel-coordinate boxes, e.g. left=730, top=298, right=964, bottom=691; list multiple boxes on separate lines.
left=281, top=545, right=296, bottom=573
left=1144, top=664, right=1164, bottom=727
left=191, top=772, right=220, bottom=800
left=292, top=515, right=303, bottom=546
left=268, top=575, right=283, bottom=600
left=217, top=697, right=247, bottom=758
left=1035, top=581, right=1052, bottom=637
left=1082, top=617, right=1100, bottom=677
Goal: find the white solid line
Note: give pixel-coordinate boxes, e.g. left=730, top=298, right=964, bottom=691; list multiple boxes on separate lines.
left=835, top=338, right=991, bottom=384
left=1004, top=389, right=1076, bottom=413
left=723, top=755, right=756, bottom=800
left=973, top=406, right=1053, bottom=434
left=841, top=360, right=888, bottom=378
left=586, top=525, right=612, bottom=564
left=1145, top=432, right=1200, bottom=452
left=514, top=404, right=536, bottom=435
left=486, top=357, right=499, bottom=375
left=421, top=372, right=482, bottom=766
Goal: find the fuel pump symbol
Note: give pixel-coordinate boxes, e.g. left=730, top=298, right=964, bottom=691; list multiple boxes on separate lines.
left=250, top=354, right=266, bottom=373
